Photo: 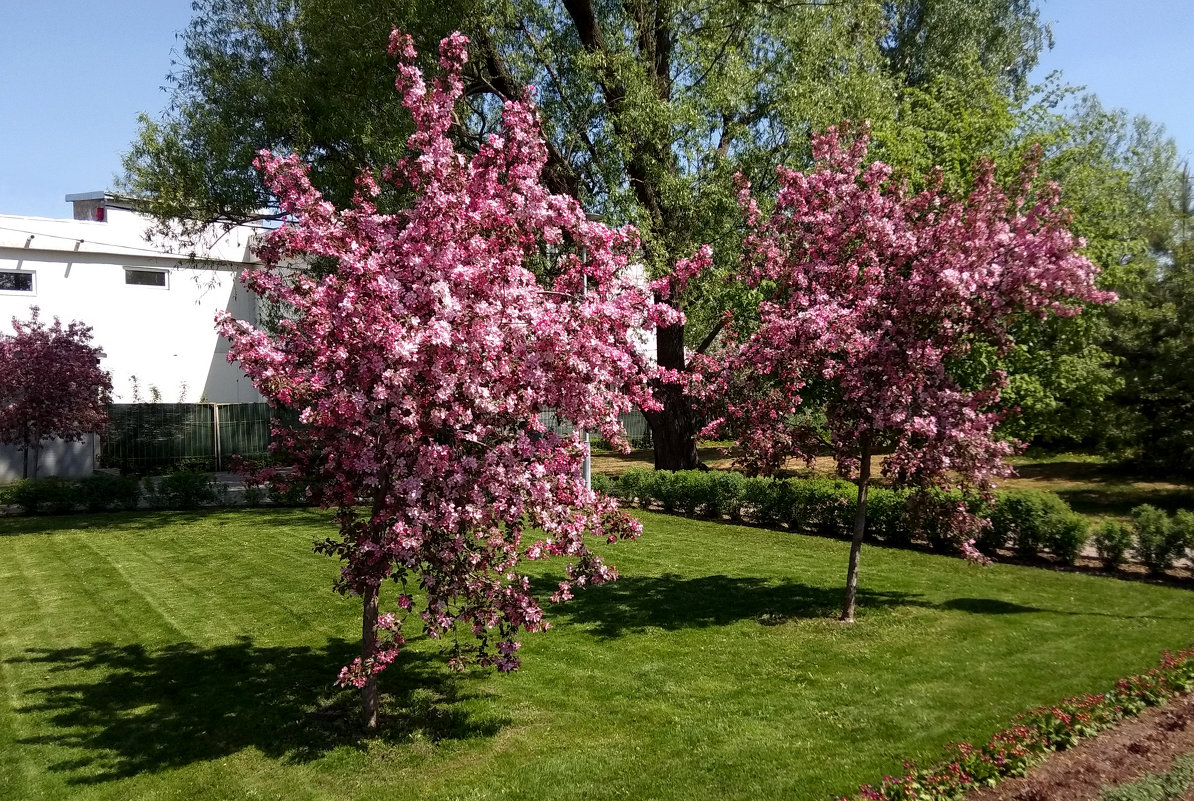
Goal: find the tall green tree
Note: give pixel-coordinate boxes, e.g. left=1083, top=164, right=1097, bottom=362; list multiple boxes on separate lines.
left=124, top=0, right=1052, bottom=468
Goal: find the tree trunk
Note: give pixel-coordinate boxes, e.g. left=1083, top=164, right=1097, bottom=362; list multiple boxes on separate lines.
left=361, top=582, right=380, bottom=730
left=840, top=442, right=872, bottom=623
left=646, top=320, right=700, bottom=471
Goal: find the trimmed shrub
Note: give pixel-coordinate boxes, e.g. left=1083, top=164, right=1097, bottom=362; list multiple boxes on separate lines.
left=705, top=471, right=746, bottom=520
left=1046, top=513, right=1090, bottom=565
left=1174, top=510, right=1194, bottom=565
left=158, top=469, right=218, bottom=510
left=616, top=468, right=653, bottom=508
left=867, top=488, right=913, bottom=546
left=78, top=473, right=141, bottom=512
left=1132, top=505, right=1186, bottom=574
left=267, top=479, right=308, bottom=507
left=1093, top=520, right=1134, bottom=570
left=670, top=471, right=706, bottom=516
left=803, top=478, right=856, bottom=536
left=990, top=490, right=1072, bottom=559
left=10, top=477, right=78, bottom=515
left=648, top=470, right=682, bottom=513
left=743, top=477, right=786, bottom=526
left=590, top=473, right=617, bottom=498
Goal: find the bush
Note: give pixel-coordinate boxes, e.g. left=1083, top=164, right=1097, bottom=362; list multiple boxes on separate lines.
left=705, top=471, right=746, bottom=520
left=669, top=471, right=706, bottom=516
left=1132, top=505, right=1186, bottom=574
left=157, top=469, right=218, bottom=510
left=646, top=470, right=682, bottom=513
left=77, top=473, right=141, bottom=512
left=1092, top=520, right=1134, bottom=570
left=590, top=473, right=617, bottom=498
left=10, top=477, right=78, bottom=515
left=1173, top=510, right=1194, bottom=564
left=990, top=490, right=1073, bottom=559
left=616, top=468, right=653, bottom=508
left=866, top=488, right=913, bottom=546
left=743, top=477, right=787, bottom=526
left=242, top=483, right=266, bottom=507
left=801, top=478, right=856, bottom=536
left=266, top=479, right=308, bottom=507
left=1046, top=514, right=1090, bottom=565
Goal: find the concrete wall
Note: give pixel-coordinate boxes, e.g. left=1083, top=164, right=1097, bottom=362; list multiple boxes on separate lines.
left=0, top=435, right=96, bottom=482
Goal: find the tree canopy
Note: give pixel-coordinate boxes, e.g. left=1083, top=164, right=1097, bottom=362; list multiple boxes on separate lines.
left=219, top=32, right=673, bottom=726
left=125, top=0, right=1053, bottom=469
left=696, top=130, right=1109, bottom=620
left=0, top=308, right=112, bottom=479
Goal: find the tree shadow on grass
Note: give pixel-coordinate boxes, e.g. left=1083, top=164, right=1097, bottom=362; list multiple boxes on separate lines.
left=939, top=597, right=1043, bottom=615
left=8, top=636, right=508, bottom=784
left=0, top=507, right=332, bottom=537
left=535, top=573, right=933, bottom=638
left=536, top=574, right=1194, bottom=640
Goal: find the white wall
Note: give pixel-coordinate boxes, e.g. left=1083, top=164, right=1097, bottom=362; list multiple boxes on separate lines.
left=0, top=437, right=96, bottom=482
left=0, top=206, right=263, bottom=403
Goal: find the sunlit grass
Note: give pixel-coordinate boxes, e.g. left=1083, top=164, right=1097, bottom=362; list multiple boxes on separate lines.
left=1, top=508, right=1191, bottom=800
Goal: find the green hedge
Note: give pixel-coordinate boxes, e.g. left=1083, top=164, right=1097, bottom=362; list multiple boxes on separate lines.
left=4, top=474, right=142, bottom=514
left=598, top=469, right=1194, bottom=571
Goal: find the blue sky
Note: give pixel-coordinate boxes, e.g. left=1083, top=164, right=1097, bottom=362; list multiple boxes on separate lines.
left=1, top=0, right=1191, bottom=220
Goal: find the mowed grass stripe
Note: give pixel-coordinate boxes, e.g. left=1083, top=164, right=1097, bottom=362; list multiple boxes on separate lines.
left=1, top=508, right=1192, bottom=801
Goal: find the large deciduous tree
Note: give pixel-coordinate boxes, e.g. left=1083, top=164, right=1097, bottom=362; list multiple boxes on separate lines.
left=218, top=32, right=676, bottom=728
left=0, top=308, right=112, bottom=479
left=694, top=128, right=1111, bottom=622
left=127, top=0, right=1051, bottom=470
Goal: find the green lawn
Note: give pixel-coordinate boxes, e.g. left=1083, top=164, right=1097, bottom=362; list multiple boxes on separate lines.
left=1, top=508, right=1192, bottom=801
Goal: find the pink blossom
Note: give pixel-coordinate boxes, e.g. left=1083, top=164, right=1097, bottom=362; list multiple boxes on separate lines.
left=699, top=127, right=1112, bottom=545
left=220, top=31, right=663, bottom=685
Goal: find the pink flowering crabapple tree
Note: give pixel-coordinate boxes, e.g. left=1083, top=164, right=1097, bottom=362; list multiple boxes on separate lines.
left=692, top=127, right=1113, bottom=623
left=0, top=307, right=112, bottom=479
left=217, top=31, right=679, bottom=729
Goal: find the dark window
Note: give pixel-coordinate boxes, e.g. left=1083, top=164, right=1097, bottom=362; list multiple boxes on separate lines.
left=0, top=272, right=33, bottom=292
left=125, top=269, right=168, bottom=287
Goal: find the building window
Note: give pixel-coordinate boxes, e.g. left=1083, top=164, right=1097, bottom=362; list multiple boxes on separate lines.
left=0, top=271, right=34, bottom=293
left=124, top=268, right=168, bottom=288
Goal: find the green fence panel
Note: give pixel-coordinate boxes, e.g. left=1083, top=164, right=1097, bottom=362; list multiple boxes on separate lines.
left=100, top=404, right=653, bottom=475
left=216, top=403, right=274, bottom=466
left=100, top=404, right=217, bottom=474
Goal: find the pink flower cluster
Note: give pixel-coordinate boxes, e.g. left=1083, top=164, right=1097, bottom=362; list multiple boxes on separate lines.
left=696, top=126, right=1113, bottom=538
left=219, top=32, right=675, bottom=682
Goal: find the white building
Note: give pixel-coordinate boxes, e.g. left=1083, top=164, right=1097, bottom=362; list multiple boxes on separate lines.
left=0, top=192, right=264, bottom=404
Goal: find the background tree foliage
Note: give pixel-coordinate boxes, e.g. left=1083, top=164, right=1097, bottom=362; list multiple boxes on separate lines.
left=126, top=0, right=1076, bottom=468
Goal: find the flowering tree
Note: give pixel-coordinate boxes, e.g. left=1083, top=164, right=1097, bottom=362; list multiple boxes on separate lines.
left=218, top=31, right=678, bottom=728
left=694, top=128, right=1113, bottom=622
left=0, top=308, right=112, bottom=479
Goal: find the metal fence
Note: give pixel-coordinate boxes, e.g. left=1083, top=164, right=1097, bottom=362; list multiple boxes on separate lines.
left=540, top=409, right=653, bottom=450
left=100, top=404, right=654, bottom=474
left=99, top=403, right=272, bottom=474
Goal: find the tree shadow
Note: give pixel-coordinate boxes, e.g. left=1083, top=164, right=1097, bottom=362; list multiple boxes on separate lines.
left=0, top=507, right=331, bottom=537
left=536, top=573, right=932, bottom=638
left=537, top=574, right=1194, bottom=640
left=8, top=636, right=507, bottom=784
left=939, top=597, right=1043, bottom=615
left=1056, top=486, right=1194, bottom=518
